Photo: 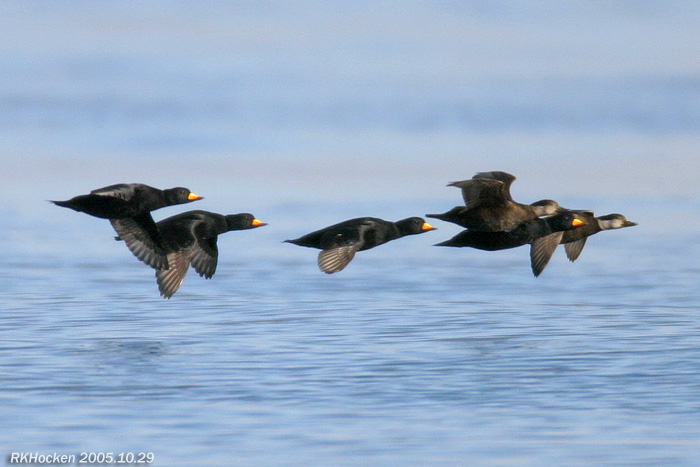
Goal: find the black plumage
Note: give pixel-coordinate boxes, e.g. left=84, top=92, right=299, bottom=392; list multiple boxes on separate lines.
left=285, top=217, right=435, bottom=273
left=427, top=171, right=560, bottom=231
left=52, top=183, right=202, bottom=269
left=151, top=211, right=266, bottom=298
left=436, top=212, right=587, bottom=276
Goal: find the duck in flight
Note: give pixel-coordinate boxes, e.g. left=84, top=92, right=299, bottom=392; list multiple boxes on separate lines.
left=52, top=183, right=202, bottom=269
left=436, top=212, right=588, bottom=276
left=144, top=210, right=266, bottom=298
left=427, top=171, right=560, bottom=231
left=285, top=216, right=435, bottom=273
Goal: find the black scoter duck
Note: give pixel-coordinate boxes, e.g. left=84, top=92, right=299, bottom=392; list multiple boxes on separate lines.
left=427, top=171, right=559, bottom=231
left=52, top=183, right=202, bottom=269
left=148, top=211, right=266, bottom=298
left=436, top=212, right=587, bottom=276
left=285, top=217, right=435, bottom=273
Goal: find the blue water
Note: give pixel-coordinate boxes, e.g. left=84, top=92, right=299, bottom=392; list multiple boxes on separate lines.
left=2, top=2, right=700, bottom=466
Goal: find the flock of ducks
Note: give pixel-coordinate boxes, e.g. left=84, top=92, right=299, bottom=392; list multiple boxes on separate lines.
left=427, top=171, right=636, bottom=275
left=52, top=171, right=636, bottom=298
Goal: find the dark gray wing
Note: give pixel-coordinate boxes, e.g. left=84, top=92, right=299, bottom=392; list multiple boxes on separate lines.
left=110, top=214, right=168, bottom=269
left=189, top=222, right=218, bottom=279
left=317, top=245, right=359, bottom=274
left=152, top=215, right=216, bottom=298
left=564, top=238, right=588, bottom=262
left=529, top=231, right=564, bottom=277
left=449, top=178, right=507, bottom=208
left=316, top=224, right=366, bottom=274
left=154, top=215, right=219, bottom=297
left=190, top=242, right=218, bottom=278
left=473, top=171, right=516, bottom=200
left=155, top=251, right=190, bottom=299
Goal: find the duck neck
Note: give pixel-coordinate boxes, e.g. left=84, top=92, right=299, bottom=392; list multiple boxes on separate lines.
left=162, top=189, right=182, bottom=207
left=394, top=221, right=416, bottom=239
left=596, top=218, right=613, bottom=231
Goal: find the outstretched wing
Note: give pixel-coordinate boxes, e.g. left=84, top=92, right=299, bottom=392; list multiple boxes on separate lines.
left=153, top=216, right=219, bottom=297
left=564, top=238, right=588, bottom=262
left=155, top=251, right=190, bottom=299
left=473, top=171, right=516, bottom=201
left=110, top=213, right=168, bottom=269
left=449, top=178, right=508, bottom=208
left=316, top=224, right=367, bottom=274
left=317, top=245, right=359, bottom=274
left=190, top=239, right=218, bottom=278
left=529, top=231, right=564, bottom=277
left=188, top=221, right=218, bottom=278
